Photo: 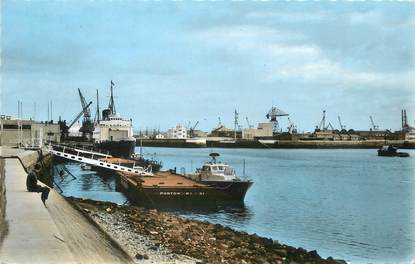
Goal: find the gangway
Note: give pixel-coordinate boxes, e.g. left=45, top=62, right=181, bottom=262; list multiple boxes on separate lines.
left=51, top=144, right=112, bottom=159
left=48, top=145, right=153, bottom=176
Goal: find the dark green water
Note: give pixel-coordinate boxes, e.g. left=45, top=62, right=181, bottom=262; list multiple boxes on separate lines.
left=54, top=147, right=415, bottom=263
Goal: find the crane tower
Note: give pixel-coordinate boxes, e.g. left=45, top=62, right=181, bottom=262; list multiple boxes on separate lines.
left=266, top=106, right=289, bottom=134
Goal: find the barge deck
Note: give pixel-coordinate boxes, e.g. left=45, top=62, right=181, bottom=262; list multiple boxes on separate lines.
left=116, top=170, right=247, bottom=206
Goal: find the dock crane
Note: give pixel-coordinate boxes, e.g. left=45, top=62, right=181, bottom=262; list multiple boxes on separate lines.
left=317, top=110, right=334, bottom=131
left=369, top=116, right=379, bottom=131
left=338, top=116, right=346, bottom=131
left=318, top=110, right=327, bottom=131
left=78, top=88, right=91, bottom=119
left=189, top=121, right=199, bottom=138
left=68, top=101, right=93, bottom=129
left=60, top=101, right=93, bottom=139
left=266, top=106, right=289, bottom=134
left=217, top=117, right=222, bottom=128
left=287, top=117, right=297, bottom=134
left=78, top=88, right=95, bottom=139
left=245, top=117, right=254, bottom=129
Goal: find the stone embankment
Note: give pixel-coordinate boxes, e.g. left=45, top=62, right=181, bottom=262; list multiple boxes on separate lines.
left=70, top=198, right=347, bottom=264
left=0, top=147, right=134, bottom=263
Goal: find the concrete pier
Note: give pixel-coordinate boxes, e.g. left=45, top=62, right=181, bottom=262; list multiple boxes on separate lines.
left=0, top=147, right=133, bottom=263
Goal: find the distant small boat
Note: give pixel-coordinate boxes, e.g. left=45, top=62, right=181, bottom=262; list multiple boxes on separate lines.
left=378, top=145, right=409, bottom=157
left=81, top=163, right=92, bottom=170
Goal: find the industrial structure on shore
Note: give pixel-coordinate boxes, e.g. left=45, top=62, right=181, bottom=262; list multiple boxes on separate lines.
left=1, top=93, right=414, bottom=149
left=134, top=107, right=415, bottom=148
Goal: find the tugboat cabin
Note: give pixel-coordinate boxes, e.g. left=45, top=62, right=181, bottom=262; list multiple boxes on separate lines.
left=198, top=162, right=238, bottom=181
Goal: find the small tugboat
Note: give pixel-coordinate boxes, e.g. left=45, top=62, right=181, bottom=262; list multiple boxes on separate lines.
left=378, top=145, right=410, bottom=157
left=185, top=153, right=253, bottom=201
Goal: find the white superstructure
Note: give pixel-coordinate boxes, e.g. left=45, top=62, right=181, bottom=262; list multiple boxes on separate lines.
left=187, top=153, right=240, bottom=182
left=94, top=113, right=134, bottom=142
left=93, top=81, right=135, bottom=143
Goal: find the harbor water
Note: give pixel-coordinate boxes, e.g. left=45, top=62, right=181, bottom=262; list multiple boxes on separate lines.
left=54, top=147, right=415, bottom=264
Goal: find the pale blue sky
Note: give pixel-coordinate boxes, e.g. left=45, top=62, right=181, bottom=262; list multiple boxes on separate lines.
left=1, top=1, right=414, bottom=132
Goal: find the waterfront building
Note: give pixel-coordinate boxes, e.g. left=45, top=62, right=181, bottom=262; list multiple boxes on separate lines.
left=167, top=124, right=188, bottom=139
left=242, top=122, right=273, bottom=140
left=0, top=115, right=61, bottom=146
left=405, top=129, right=415, bottom=141
left=155, top=133, right=165, bottom=139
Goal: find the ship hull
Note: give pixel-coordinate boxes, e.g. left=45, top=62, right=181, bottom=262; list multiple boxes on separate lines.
left=197, top=180, right=253, bottom=201
left=378, top=150, right=409, bottom=157
left=95, top=139, right=136, bottom=158
left=116, top=175, right=252, bottom=207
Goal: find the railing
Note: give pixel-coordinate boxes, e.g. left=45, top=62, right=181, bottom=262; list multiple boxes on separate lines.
left=48, top=144, right=153, bottom=176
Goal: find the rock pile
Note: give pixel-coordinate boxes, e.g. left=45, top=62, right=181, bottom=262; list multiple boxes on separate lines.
left=69, top=197, right=346, bottom=264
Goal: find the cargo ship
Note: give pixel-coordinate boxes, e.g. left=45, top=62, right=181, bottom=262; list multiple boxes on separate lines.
left=93, top=81, right=136, bottom=158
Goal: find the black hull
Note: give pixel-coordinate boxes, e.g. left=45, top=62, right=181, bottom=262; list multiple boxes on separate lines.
left=116, top=177, right=253, bottom=207
left=378, top=150, right=409, bottom=157
left=95, top=140, right=136, bottom=158
left=197, top=180, right=253, bottom=201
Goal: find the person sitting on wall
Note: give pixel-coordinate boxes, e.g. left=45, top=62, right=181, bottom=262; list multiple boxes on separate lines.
left=26, top=163, right=50, bottom=207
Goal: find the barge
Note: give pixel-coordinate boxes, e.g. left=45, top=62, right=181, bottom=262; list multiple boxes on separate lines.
left=116, top=170, right=250, bottom=206
left=115, top=153, right=253, bottom=206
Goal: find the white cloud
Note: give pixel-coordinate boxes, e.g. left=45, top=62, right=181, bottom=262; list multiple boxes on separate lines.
left=192, top=25, right=306, bottom=46
left=275, top=58, right=415, bottom=88
left=245, top=10, right=329, bottom=23
left=191, top=24, right=414, bottom=91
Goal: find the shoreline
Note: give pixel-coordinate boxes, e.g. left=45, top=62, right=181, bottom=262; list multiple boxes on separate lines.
left=136, top=138, right=415, bottom=149
left=68, top=197, right=347, bottom=264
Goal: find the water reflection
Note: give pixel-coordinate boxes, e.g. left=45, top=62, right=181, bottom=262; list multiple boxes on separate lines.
left=52, top=162, right=129, bottom=205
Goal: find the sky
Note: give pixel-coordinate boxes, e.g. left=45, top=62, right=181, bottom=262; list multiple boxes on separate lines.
left=1, top=1, right=414, bottom=132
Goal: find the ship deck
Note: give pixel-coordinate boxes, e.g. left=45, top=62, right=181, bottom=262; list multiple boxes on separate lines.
left=119, top=170, right=208, bottom=189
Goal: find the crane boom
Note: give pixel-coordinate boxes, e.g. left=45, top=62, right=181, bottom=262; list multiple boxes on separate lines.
left=68, top=101, right=93, bottom=129
left=246, top=117, right=253, bottom=128
left=189, top=121, right=199, bottom=138
left=338, top=116, right=345, bottom=130
left=369, top=116, right=379, bottom=131
left=78, top=88, right=91, bottom=118
left=318, top=110, right=326, bottom=130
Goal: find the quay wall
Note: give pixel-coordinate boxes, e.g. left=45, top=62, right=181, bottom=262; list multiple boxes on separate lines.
left=137, top=139, right=415, bottom=149
left=0, top=159, right=6, bottom=242
left=0, top=149, right=53, bottom=230
left=137, top=139, right=206, bottom=148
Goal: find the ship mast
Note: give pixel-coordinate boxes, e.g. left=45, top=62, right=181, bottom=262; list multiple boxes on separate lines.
left=234, top=109, right=239, bottom=141
left=108, top=80, right=116, bottom=114
left=95, top=89, right=100, bottom=124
